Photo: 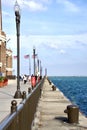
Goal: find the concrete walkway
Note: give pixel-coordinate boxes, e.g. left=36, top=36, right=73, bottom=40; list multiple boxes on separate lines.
left=0, top=79, right=31, bottom=123
left=32, top=78, right=87, bottom=130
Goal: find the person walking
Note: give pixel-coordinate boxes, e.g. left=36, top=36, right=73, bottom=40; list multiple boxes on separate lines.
left=23, top=75, right=27, bottom=84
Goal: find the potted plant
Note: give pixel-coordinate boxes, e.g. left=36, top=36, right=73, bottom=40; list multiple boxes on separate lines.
left=3, top=77, right=8, bottom=86
left=0, top=76, right=4, bottom=87
left=0, top=76, right=8, bottom=87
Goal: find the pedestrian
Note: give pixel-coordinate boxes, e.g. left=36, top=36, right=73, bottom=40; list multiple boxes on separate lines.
left=28, top=75, right=31, bottom=83
left=23, top=75, right=27, bottom=84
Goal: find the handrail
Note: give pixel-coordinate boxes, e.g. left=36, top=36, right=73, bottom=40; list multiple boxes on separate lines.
left=0, top=77, right=45, bottom=130
left=0, top=104, right=23, bottom=130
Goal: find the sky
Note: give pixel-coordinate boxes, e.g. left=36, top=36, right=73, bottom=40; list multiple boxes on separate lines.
left=1, top=0, right=87, bottom=76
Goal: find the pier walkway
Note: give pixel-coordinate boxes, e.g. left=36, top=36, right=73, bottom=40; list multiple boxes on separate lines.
left=0, top=77, right=87, bottom=130
left=32, top=78, right=87, bottom=130
left=0, top=79, right=31, bottom=123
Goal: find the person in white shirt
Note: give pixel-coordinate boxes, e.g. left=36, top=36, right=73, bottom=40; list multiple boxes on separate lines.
left=23, top=75, right=27, bottom=84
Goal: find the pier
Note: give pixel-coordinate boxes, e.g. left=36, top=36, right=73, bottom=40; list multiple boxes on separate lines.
left=32, top=77, right=87, bottom=130
left=0, top=77, right=87, bottom=130
left=0, top=0, right=87, bottom=130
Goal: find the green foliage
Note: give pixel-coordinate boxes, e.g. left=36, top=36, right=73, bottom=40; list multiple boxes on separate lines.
left=0, top=76, right=8, bottom=82
left=0, top=76, right=4, bottom=82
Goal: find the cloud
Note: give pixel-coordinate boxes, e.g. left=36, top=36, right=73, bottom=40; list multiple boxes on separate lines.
left=22, top=33, right=87, bottom=51
left=59, top=49, right=66, bottom=54
left=9, top=33, right=87, bottom=76
left=2, top=0, right=48, bottom=12
left=56, top=0, right=79, bottom=12
left=24, top=1, right=47, bottom=11
left=8, top=33, right=87, bottom=54
left=16, top=0, right=48, bottom=12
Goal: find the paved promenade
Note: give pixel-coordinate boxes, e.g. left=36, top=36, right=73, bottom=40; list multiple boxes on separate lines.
left=32, top=78, right=87, bottom=130
left=0, top=79, right=31, bottom=123
left=0, top=78, right=87, bottom=130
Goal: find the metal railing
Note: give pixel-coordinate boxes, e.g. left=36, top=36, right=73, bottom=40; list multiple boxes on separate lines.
left=0, top=77, right=45, bottom=130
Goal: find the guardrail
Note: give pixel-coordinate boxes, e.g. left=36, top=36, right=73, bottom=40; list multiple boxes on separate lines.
left=0, top=77, right=45, bottom=130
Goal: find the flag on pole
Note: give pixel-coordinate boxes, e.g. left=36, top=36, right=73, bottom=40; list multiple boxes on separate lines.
left=13, top=55, right=17, bottom=59
left=24, top=54, right=29, bottom=59
left=32, top=54, right=37, bottom=58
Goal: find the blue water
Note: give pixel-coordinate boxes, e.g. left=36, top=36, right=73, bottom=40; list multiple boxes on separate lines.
left=49, top=76, right=87, bottom=117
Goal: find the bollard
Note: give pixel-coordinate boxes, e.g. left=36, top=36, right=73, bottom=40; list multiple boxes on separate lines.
left=11, top=100, right=17, bottom=113
left=22, top=91, right=26, bottom=99
left=52, top=85, right=56, bottom=91
left=64, top=105, right=79, bottom=124
left=28, top=87, right=32, bottom=94
left=40, top=88, right=42, bottom=98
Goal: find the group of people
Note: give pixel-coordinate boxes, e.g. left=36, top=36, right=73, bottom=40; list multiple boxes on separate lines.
left=20, top=74, right=42, bottom=89
left=21, top=75, right=31, bottom=84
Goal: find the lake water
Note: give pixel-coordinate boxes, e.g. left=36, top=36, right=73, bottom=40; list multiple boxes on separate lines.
left=49, top=76, right=87, bottom=117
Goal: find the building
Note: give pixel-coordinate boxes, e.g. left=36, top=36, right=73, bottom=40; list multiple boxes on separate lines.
left=6, top=49, right=12, bottom=76
left=0, top=0, right=12, bottom=76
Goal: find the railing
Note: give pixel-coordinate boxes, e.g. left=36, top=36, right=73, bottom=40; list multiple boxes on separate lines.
left=0, top=77, right=45, bottom=130
left=7, top=75, right=16, bottom=79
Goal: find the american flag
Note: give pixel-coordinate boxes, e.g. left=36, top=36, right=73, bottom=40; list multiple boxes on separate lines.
left=24, top=54, right=29, bottom=59
left=13, top=55, right=17, bottom=59
left=32, top=54, right=37, bottom=58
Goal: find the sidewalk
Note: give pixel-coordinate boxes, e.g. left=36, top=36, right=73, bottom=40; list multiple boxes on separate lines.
left=32, top=78, right=87, bottom=130
left=0, top=79, right=31, bottom=123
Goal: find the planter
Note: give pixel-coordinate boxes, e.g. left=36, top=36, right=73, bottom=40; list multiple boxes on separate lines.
left=0, top=82, right=4, bottom=87
left=4, top=81, right=8, bottom=86
left=0, top=77, right=8, bottom=87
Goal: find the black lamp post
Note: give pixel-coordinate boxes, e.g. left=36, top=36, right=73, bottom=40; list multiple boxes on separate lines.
left=33, top=46, right=36, bottom=76
left=14, top=1, right=22, bottom=98
left=40, top=60, right=41, bottom=76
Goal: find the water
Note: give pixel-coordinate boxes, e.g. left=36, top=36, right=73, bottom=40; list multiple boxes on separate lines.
left=49, top=76, right=87, bottom=117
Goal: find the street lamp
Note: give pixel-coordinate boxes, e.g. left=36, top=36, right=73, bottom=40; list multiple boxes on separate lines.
left=33, top=46, right=36, bottom=76
left=14, top=1, right=22, bottom=98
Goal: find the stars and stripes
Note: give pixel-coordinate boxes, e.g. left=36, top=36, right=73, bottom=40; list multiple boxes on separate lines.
left=13, top=55, right=17, bottom=59
left=24, top=54, right=29, bottom=59
left=32, top=54, right=37, bottom=58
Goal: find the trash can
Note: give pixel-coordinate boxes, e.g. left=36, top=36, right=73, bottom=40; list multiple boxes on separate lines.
left=67, top=105, right=79, bottom=124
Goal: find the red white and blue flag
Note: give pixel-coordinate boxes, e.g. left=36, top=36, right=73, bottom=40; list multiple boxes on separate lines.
left=24, top=54, right=29, bottom=59
left=32, top=54, right=37, bottom=58
left=13, top=55, right=17, bottom=59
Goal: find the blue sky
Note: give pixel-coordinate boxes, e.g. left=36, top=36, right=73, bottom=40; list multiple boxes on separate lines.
left=1, top=0, right=87, bottom=76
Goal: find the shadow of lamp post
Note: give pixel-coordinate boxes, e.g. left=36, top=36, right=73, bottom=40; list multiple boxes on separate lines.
left=14, top=1, right=22, bottom=98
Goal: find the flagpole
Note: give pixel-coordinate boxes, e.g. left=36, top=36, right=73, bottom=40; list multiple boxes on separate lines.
left=37, top=59, right=39, bottom=76
left=24, top=54, right=30, bottom=75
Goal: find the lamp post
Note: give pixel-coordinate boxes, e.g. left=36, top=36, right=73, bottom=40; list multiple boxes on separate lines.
left=40, top=60, right=42, bottom=79
left=37, top=59, right=39, bottom=75
left=33, top=46, right=36, bottom=76
left=40, top=60, right=41, bottom=76
left=14, top=1, right=22, bottom=98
